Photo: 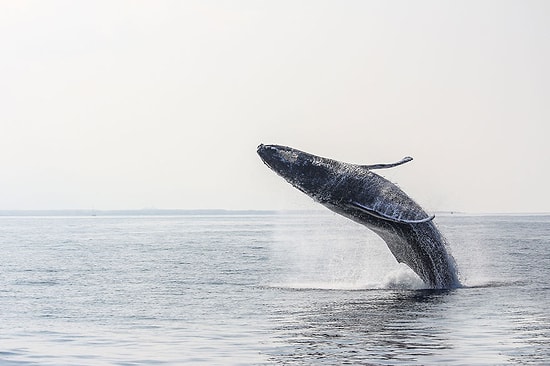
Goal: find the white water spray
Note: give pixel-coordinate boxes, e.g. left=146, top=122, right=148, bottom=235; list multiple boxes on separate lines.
left=269, top=211, right=428, bottom=290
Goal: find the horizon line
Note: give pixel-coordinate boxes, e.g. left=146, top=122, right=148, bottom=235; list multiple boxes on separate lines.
left=0, top=208, right=549, bottom=217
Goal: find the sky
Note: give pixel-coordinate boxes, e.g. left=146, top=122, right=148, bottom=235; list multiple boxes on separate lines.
left=1, top=1, right=549, bottom=212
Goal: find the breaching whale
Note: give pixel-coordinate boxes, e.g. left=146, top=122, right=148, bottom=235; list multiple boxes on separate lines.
left=257, top=144, right=460, bottom=289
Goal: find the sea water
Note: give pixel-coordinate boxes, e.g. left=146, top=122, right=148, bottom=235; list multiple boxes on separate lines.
left=0, top=212, right=548, bottom=365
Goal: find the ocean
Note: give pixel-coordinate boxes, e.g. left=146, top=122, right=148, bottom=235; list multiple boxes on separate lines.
left=0, top=212, right=548, bottom=365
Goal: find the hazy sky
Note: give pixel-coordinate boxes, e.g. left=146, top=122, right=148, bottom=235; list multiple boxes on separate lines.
left=1, top=1, right=549, bottom=212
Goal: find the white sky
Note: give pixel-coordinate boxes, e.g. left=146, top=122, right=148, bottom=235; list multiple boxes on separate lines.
left=1, top=1, right=549, bottom=212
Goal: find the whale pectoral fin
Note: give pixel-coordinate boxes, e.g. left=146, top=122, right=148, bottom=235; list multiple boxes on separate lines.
left=348, top=201, right=435, bottom=224
left=359, top=156, right=413, bottom=170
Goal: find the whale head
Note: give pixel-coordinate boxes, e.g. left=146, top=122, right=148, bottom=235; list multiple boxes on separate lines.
left=256, top=144, right=352, bottom=202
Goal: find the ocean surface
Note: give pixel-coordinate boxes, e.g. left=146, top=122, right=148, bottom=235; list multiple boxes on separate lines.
left=0, top=212, right=549, bottom=365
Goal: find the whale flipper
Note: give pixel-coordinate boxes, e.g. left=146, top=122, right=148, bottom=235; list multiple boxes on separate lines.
left=359, top=156, right=413, bottom=170
left=349, top=201, right=435, bottom=224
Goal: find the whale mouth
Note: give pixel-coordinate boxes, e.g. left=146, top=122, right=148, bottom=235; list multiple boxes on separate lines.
left=257, top=143, right=278, bottom=155
left=256, top=143, right=271, bottom=157
left=256, top=143, right=271, bottom=163
left=257, top=144, right=300, bottom=169
left=257, top=144, right=275, bottom=170
left=257, top=144, right=279, bottom=164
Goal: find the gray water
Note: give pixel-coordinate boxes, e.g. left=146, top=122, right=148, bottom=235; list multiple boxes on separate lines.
left=0, top=212, right=549, bottom=365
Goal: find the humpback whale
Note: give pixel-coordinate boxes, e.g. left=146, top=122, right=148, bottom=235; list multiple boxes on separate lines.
left=257, top=144, right=460, bottom=289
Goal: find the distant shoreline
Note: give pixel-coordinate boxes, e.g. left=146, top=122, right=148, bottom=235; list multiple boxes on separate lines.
left=0, top=209, right=549, bottom=217
left=0, top=209, right=279, bottom=217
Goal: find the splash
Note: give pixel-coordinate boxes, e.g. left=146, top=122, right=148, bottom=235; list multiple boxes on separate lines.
left=269, top=267, right=427, bottom=291
left=268, top=212, right=430, bottom=290
left=382, top=267, right=427, bottom=290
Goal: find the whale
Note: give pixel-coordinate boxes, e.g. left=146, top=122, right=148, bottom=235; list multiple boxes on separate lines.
left=257, top=144, right=460, bottom=289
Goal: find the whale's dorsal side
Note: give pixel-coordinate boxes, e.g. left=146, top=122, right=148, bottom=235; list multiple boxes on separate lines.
left=358, top=156, right=413, bottom=170
left=348, top=201, right=435, bottom=224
